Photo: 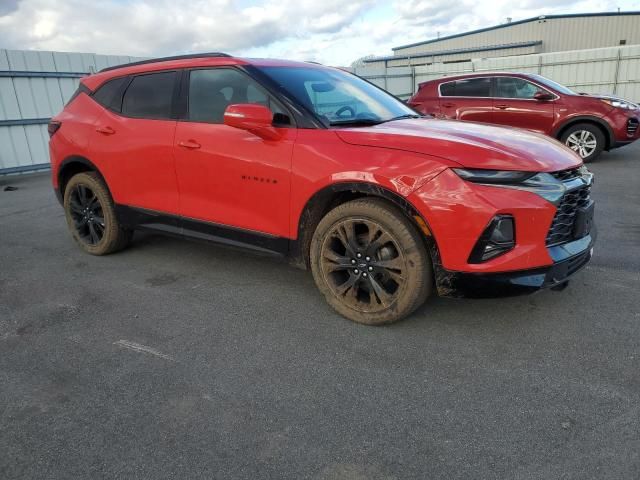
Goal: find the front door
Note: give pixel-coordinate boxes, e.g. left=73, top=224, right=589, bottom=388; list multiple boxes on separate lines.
left=491, top=76, right=556, bottom=134
left=173, top=68, right=296, bottom=238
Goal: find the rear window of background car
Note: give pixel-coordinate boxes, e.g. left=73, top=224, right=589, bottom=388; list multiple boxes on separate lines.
left=121, top=71, right=176, bottom=119
left=440, top=78, right=491, bottom=97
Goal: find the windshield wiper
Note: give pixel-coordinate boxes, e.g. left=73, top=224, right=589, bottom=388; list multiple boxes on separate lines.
left=329, top=118, right=383, bottom=126
left=379, top=114, right=423, bottom=123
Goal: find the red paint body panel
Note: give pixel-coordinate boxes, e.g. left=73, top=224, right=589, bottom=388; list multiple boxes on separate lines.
left=174, top=122, right=296, bottom=236
left=50, top=57, right=594, bottom=280
left=408, top=169, right=556, bottom=272
left=409, top=72, right=640, bottom=145
left=335, top=118, right=582, bottom=172
left=90, top=110, right=180, bottom=214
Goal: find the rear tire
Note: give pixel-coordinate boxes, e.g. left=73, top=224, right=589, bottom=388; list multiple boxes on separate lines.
left=63, top=172, right=132, bottom=255
left=560, top=123, right=605, bottom=162
left=310, top=198, right=432, bottom=325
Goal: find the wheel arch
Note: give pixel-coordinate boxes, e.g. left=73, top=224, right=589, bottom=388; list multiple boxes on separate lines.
left=554, top=116, right=614, bottom=151
left=57, top=156, right=110, bottom=201
left=289, top=182, right=441, bottom=271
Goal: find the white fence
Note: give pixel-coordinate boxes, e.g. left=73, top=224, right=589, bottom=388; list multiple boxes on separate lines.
left=2, top=45, right=639, bottom=175
left=355, top=44, right=640, bottom=101
left=0, top=49, right=141, bottom=175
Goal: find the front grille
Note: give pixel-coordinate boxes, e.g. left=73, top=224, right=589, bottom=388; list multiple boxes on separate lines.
left=550, top=167, right=582, bottom=182
left=627, top=118, right=639, bottom=136
left=546, top=185, right=592, bottom=246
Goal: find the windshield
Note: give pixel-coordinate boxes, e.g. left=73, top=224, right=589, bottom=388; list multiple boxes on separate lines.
left=530, top=74, right=576, bottom=95
left=256, top=66, right=419, bottom=126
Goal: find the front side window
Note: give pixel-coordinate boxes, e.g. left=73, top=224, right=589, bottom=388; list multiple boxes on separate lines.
left=121, top=71, right=176, bottom=119
left=440, top=78, right=491, bottom=97
left=188, top=68, right=286, bottom=124
left=495, top=77, right=542, bottom=99
left=529, top=74, right=575, bottom=95
left=256, top=66, right=418, bottom=126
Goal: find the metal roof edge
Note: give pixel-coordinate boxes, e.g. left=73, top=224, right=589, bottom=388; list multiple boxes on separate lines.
left=391, top=11, right=640, bottom=51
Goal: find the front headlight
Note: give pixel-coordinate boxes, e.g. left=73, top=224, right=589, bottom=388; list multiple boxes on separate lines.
left=452, top=168, right=536, bottom=184
left=600, top=98, right=638, bottom=110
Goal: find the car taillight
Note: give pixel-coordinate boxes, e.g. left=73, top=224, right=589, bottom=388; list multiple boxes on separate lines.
left=48, top=120, right=61, bottom=137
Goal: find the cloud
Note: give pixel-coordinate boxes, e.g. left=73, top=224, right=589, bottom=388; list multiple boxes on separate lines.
left=0, top=0, right=636, bottom=66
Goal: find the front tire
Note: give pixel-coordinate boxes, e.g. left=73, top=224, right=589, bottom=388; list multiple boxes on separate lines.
left=310, top=198, right=432, bottom=325
left=63, top=172, right=132, bottom=255
left=560, top=123, right=605, bottom=162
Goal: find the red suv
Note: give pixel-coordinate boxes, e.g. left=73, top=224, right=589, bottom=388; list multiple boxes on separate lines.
left=408, top=72, right=640, bottom=162
left=50, top=53, right=596, bottom=325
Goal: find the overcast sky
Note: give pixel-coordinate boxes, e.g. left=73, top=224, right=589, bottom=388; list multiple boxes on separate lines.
left=0, top=0, right=638, bottom=65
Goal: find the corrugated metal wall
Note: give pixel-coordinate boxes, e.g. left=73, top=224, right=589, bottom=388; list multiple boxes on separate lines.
left=0, top=49, right=142, bottom=175
left=393, top=14, right=640, bottom=57
left=356, top=44, right=640, bottom=101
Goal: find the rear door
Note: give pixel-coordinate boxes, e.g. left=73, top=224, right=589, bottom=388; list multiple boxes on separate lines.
left=90, top=71, right=180, bottom=214
left=438, top=77, right=493, bottom=123
left=491, top=76, right=556, bottom=134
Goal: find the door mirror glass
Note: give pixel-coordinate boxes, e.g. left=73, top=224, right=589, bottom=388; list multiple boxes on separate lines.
left=223, top=104, right=281, bottom=140
left=533, top=91, right=555, bottom=101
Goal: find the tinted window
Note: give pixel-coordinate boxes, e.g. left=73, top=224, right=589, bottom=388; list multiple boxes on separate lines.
left=495, top=77, right=540, bottom=99
left=122, top=71, right=176, bottom=119
left=440, top=78, right=491, bottom=97
left=529, top=74, right=575, bottom=95
left=92, top=77, right=128, bottom=111
left=188, top=68, right=286, bottom=124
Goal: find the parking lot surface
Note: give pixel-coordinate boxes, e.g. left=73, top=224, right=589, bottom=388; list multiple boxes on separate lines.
left=1, top=144, right=639, bottom=479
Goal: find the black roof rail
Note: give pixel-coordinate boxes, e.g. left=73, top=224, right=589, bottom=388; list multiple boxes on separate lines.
left=98, top=52, right=231, bottom=73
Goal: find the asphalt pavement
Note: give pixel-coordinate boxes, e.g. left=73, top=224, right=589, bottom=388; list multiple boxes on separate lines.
left=1, top=143, right=639, bottom=479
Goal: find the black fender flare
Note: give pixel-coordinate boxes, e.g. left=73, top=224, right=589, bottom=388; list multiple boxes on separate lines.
left=289, top=181, right=442, bottom=272
left=56, top=156, right=110, bottom=204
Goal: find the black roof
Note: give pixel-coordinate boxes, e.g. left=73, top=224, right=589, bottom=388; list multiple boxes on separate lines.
left=99, top=52, right=231, bottom=73
left=393, top=11, right=640, bottom=51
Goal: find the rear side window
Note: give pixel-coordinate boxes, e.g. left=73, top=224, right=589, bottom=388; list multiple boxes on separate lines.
left=122, top=71, right=176, bottom=119
left=92, top=77, right=128, bottom=111
left=440, top=78, right=491, bottom=97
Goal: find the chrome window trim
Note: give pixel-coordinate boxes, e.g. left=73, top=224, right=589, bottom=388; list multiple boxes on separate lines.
left=437, top=75, right=560, bottom=101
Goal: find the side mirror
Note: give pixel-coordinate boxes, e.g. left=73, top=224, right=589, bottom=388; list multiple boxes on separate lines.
left=223, top=104, right=281, bottom=140
left=533, top=91, right=554, bottom=101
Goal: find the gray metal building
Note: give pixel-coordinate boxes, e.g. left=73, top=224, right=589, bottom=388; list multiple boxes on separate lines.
left=365, top=11, right=640, bottom=67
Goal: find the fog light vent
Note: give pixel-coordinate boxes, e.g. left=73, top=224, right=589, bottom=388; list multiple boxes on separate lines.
left=468, top=215, right=515, bottom=263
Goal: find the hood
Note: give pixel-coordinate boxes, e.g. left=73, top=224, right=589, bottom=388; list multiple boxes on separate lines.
left=335, top=118, right=582, bottom=172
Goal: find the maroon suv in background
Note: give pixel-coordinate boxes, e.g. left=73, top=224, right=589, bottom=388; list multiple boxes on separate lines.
left=408, top=72, right=640, bottom=162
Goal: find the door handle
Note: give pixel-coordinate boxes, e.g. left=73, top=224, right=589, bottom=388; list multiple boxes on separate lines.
left=178, top=140, right=201, bottom=149
left=96, top=126, right=115, bottom=135
left=441, top=102, right=455, bottom=108
left=495, top=104, right=510, bottom=110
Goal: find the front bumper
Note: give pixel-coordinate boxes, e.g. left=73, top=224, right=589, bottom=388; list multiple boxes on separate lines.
left=435, top=230, right=596, bottom=298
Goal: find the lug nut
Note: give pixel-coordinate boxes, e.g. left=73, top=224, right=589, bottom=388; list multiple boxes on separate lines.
left=351, top=259, right=356, bottom=264
left=354, top=269, right=359, bottom=274
left=362, top=272, right=368, bottom=278
left=368, top=266, right=373, bottom=271
left=356, top=253, right=362, bottom=258
left=365, top=256, right=371, bottom=261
